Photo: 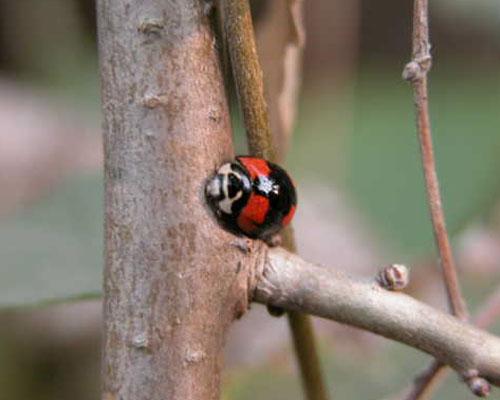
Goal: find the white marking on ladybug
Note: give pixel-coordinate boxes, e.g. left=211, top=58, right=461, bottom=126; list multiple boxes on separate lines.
left=208, top=162, right=245, bottom=215
left=257, top=175, right=279, bottom=195
left=218, top=163, right=233, bottom=175
left=219, top=190, right=243, bottom=214
left=206, top=163, right=232, bottom=200
left=206, top=176, right=221, bottom=198
left=257, top=175, right=272, bottom=193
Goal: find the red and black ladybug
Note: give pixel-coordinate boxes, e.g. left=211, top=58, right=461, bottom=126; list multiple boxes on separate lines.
left=205, top=156, right=297, bottom=240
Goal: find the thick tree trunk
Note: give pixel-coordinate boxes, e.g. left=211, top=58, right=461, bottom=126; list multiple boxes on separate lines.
left=97, top=1, right=264, bottom=399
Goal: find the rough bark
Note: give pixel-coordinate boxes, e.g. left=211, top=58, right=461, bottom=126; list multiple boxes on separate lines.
left=254, top=247, right=500, bottom=387
left=97, top=1, right=265, bottom=399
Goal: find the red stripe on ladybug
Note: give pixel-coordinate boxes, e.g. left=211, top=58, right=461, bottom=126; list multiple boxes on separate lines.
left=237, top=193, right=270, bottom=234
left=282, top=205, right=296, bottom=227
left=237, top=157, right=271, bottom=180
left=236, top=214, right=258, bottom=234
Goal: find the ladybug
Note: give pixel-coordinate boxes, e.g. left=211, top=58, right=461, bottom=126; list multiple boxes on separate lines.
left=205, top=156, right=297, bottom=240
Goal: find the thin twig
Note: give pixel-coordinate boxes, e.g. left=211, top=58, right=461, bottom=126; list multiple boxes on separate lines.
left=254, top=247, right=500, bottom=388
left=401, top=1, right=469, bottom=397
left=475, top=287, right=500, bottom=329
left=399, top=285, right=500, bottom=400
left=283, top=228, right=329, bottom=400
left=223, top=0, right=276, bottom=161
left=223, top=1, right=328, bottom=399
left=404, top=0, right=468, bottom=320
left=402, top=361, right=446, bottom=400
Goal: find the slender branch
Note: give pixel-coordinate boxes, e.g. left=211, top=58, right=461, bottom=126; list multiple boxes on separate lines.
left=288, top=308, right=330, bottom=400
left=223, top=1, right=328, bottom=399
left=253, top=247, right=500, bottom=388
left=475, top=287, right=500, bottom=329
left=283, top=228, right=329, bottom=400
left=403, top=0, right=468, bottom=321
left=401, top=1, right=469, bottom=397
left=401, top=286, right=500, bottom=399
left=401, top=361, right=446, bottom=400
left=223, top=0, right=276, bottom=161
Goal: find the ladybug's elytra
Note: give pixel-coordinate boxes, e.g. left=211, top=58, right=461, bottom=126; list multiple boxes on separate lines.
left=205, top=156, right=297, bottom=240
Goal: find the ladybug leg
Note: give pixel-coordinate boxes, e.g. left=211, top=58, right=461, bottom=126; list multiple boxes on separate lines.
left=230, top=237, right=254, bottom=254
left=267, top=304, right=286, bottom=317
left=264, top=233, right=282, bottom=247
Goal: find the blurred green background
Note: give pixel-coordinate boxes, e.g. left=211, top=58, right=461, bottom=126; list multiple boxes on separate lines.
left=1, top=0, right=500, bottom=399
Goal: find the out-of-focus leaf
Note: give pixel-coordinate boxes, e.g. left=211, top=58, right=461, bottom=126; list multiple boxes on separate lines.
left=0, top=174, right=102, bottom=307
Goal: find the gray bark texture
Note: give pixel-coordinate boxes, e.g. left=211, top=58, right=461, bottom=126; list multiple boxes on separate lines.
left=97, top=1, right=265, bottom=399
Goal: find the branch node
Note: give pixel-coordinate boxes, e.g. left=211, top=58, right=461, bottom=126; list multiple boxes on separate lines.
left=138, top=18, right=164, bottom=36
left=402, top=55, right=432, bottom=82
left=184, top=349, right=206, bottom=366
left=142, top=93, right=168, bottom=109
left=463, top=370, right=491, bottom=397
left=145, top=131, right=157, bottom=139
left=377, top=264, right=410, bottom=291
left=208, top=109, right=221, bottom=124
left=131, top=333, right=149, bottom=350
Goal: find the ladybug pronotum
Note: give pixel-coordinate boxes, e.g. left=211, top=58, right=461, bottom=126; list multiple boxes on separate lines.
left=205, top=156, right=297, bottom=240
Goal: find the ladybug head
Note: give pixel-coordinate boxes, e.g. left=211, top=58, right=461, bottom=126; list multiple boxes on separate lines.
left=205, top=161, right=252, bottom=216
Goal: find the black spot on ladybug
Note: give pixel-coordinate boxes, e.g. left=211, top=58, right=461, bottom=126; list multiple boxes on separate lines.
left=227, top=173, right=242, bottom=198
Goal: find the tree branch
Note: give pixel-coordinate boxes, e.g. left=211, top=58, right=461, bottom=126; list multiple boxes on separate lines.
left=253, top=247, right=500, bottom=387
left=401, top=1, right=470, bottom=397
left=403, top=0, right=468, bottom=321
left=223, top=1, right=328, bottom=399
left=223, top=0, right=276, bottom=161
left=400, top=286, right=500, bottom=399
left=98, top=1, right=264, bottom=399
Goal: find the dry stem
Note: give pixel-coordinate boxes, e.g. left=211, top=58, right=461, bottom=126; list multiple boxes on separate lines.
left=401, top=286, right=500, bottom=399
left=223, top=1, right=328, bottom=399
left=254, top=247, right=500, bottom=388
left=223, top=0, right=276, bottom=161
left=402, top=0, right=469, bottom=397
left=405, top=0, right=468, bottom=320
left=402, top=361, right=446, bottom=400
left=283, top=228, right=329, bottom=400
